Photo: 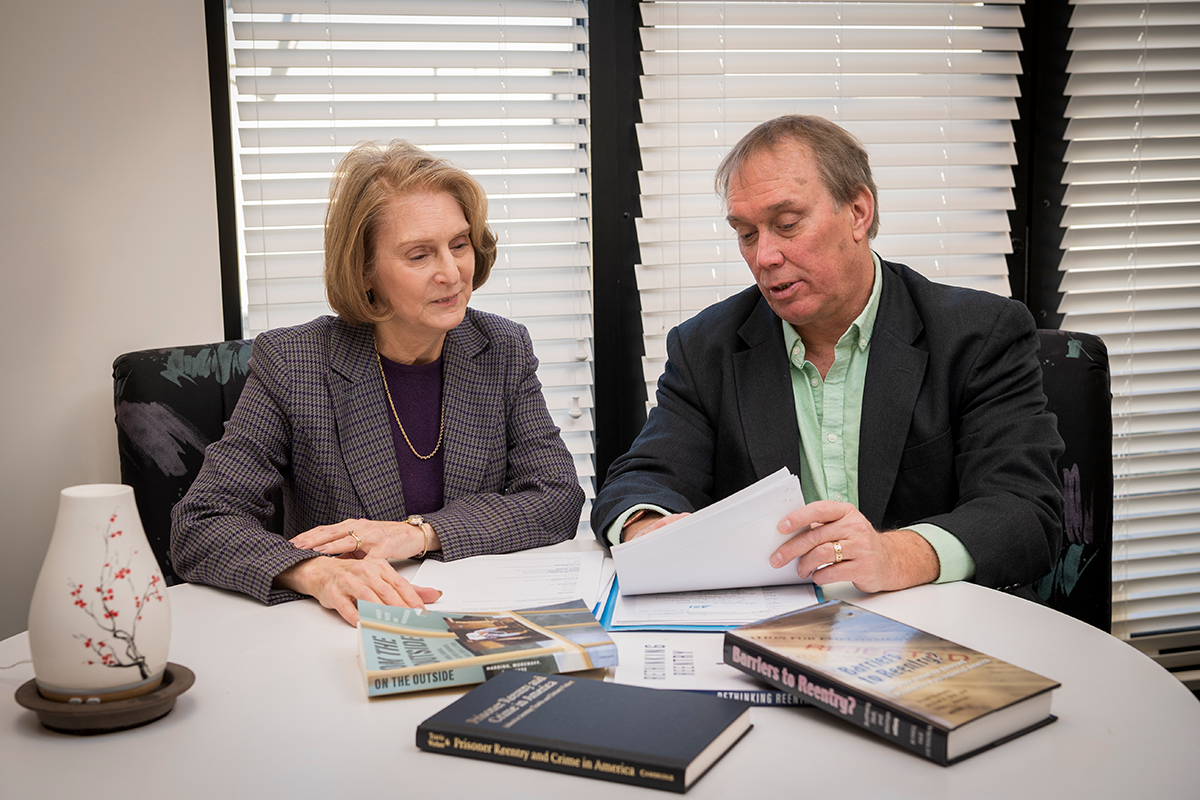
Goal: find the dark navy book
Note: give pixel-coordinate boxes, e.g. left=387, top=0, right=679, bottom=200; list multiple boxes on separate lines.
left=416, top=670, right=752, bottom=793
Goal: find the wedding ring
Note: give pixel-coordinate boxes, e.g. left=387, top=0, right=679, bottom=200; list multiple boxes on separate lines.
left=833, top=540, right=843, bottom=563
left=349, top=530, right=362, bottom=551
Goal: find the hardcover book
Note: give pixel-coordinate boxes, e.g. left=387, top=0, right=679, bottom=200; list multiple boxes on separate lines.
left=357, top=599, right=617, bottom=697
left=417, top=670, right=752, bottom=793
left=724, top=600, right=1059, bottom=765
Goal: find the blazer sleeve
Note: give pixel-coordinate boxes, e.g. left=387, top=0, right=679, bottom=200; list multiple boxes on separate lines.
left=911, top=299, right=1064, bottom=589
left=425, top=324, right=584, bottom=560
left=590, top=321, right=721, bottom=545
left=170, top=332, right=319, bottom=604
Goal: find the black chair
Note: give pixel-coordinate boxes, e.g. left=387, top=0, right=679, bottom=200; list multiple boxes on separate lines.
left=113, top=340, right=255, bottom=585
left=1033, top=329, right=1114, bottom=632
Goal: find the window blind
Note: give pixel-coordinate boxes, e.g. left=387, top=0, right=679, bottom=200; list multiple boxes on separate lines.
left=635, top=0, right=1026, bottom=407
left=223, top=0, right=596, bottom=514
left=1060, top=0, right=1200, bottom=640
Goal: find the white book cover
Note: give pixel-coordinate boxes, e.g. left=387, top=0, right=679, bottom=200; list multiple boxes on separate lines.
left=611, top=467, right=809, bottom=595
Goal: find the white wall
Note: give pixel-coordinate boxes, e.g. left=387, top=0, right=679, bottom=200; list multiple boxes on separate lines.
left=0, top=1, right=224, bottom=640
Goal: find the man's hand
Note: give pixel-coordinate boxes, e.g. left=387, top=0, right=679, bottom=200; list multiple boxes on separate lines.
left=274, top=556, right=442, bottom=625
left=771, top=501, right=939, bottom=592
left=621, top=511, right=690, bottom=543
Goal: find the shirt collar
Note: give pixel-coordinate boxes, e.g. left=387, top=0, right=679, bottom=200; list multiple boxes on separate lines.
left=782, top=251, right=883, bottom=366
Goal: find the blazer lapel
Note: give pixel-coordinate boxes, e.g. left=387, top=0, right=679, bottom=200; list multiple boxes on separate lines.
left=328, top=320, right=408, bottom=521
left=733, top=297, right=802, bottom=481
left=859, top=264, right=927, bottom=527
left=439, top=313, right=492, bottom=501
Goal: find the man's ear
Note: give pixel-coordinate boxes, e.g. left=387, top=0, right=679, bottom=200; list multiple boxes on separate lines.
left=849, top=186, right=874, bottom=242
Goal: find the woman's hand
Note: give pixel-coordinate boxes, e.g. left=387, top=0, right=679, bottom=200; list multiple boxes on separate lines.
left=289, top=518, right=438, bottom=561
left=274, top=556, right=441, bottom=625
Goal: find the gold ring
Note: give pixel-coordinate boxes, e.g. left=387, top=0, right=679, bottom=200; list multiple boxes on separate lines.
left=349, top=530, right=362, bottom=551
left=833, top=540, right=843, bottom=563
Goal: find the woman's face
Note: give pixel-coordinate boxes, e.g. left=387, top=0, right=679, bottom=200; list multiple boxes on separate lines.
left=367, top=190, right=475, bottom=362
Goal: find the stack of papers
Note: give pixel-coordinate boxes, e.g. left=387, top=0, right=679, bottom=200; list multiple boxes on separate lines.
left=413, top=547, right=613, bottom=616
left=603, top=581, right=820, bottom=631
left=611, top=467, right=809, bottom=595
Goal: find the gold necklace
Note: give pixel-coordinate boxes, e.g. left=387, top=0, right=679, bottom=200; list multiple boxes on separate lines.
left=374, top=345, right=445, bottom=460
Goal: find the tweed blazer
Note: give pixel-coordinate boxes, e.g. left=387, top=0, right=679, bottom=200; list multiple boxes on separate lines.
left=592, top=259, right=1064, bottom=591
left=171, top=309, right=584, bottom=604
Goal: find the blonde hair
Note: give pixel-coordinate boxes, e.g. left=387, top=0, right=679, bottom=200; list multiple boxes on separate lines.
left=324, top=140, right=497, bottom=325
left=715, top=115, right=880, bottom=240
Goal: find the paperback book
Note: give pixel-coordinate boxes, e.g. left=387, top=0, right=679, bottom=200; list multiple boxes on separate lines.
left=724, top=600, right=1059, bottom=765
left=417, top=670, right=752, bottom=793
left=357, top=599, right=617, bottom=697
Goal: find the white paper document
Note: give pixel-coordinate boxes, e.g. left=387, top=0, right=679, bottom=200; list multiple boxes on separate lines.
left=610, top=467, right=808, bottom=595
left=414, top=548, right=607, bottom=613
left=608, top=582, right=820, bottom=629
left=610, top=632, right=805, bottom=705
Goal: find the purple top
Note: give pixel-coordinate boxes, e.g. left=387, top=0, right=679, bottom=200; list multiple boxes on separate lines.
left=378, top=353, right=445, bottom=515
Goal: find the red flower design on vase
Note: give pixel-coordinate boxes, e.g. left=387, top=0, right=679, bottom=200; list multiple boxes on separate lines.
left=68, top=512, right=165, bottom=681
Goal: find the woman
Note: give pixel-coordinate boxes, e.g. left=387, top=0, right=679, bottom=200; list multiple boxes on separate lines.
left=171, top=141, right=584, bottom=625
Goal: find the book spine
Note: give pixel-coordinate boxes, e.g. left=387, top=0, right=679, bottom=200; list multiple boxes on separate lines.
left=416, top=724, right=688, bottom=793
left=724, top=634, right=950, bottom=764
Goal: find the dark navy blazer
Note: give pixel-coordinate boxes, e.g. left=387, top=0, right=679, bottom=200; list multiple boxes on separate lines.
left=593, top=259, right=1063, bottom=591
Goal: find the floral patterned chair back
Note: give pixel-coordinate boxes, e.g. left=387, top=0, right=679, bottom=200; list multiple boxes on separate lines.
left=112, top=340, right=267, bottom=585
left=1033, top=329, right=1114, bottom=632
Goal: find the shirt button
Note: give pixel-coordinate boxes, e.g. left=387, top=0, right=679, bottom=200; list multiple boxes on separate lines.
left=834, top=493, right=843, bottom=501
left=859, top=338, right=868, bottom=349
left=810, top=377, right=819, bottom=387
left=827, top=433, right=837, bottom=443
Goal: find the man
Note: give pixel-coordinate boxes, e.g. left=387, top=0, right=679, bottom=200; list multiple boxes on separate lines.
left=592, top=115, right=1063, bottom=595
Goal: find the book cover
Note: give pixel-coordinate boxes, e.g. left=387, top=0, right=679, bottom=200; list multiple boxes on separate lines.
left=612, top=632, right=805, bottom=707
left=417, top=671, right=752, bottom=793
left=724, top=600, right=1060, bottom=765
left=357, top=599, right=617, bottom=697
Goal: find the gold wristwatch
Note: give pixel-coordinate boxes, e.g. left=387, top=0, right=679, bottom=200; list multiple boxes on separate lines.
left=405, top=515, right=430, bottom=558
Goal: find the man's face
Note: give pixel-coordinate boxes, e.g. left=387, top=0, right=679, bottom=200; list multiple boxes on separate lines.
left=725, top=142, right=874, bottom=336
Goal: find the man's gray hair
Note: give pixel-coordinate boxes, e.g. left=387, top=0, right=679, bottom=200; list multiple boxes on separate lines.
left=714, top=115, right=880, bottom=240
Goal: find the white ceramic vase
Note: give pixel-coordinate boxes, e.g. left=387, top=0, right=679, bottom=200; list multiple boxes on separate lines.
left=28, top=484, right=171, bottom=702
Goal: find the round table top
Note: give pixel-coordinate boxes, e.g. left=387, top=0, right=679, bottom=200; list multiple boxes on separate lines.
left=3, top=576, right=1198, bottom=799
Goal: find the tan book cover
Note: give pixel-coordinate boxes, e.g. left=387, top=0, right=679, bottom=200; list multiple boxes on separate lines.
left=725, top=600, right=1059, bottom=764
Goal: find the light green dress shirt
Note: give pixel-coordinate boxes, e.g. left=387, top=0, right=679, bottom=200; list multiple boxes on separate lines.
left=608, top=254, right=974, bottom=584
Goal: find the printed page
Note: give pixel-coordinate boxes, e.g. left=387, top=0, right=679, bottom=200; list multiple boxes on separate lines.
left=611, top=631, right=795, bottom=697
left=415, top=548, right=607, bottom=613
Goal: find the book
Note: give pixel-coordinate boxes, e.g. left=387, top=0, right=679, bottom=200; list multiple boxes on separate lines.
left=416, top=670, right=752, bottom=793
left=356, top=599, right=617, bottom=697
left=611, top=631, right=805, bottom=707
left=724, top=600, right=1060, bottom=765
left=611, top=467, right=808, bottom=594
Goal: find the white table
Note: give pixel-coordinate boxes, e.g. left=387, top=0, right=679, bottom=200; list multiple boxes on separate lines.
left=3, top=578, right=1198, bottom=799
